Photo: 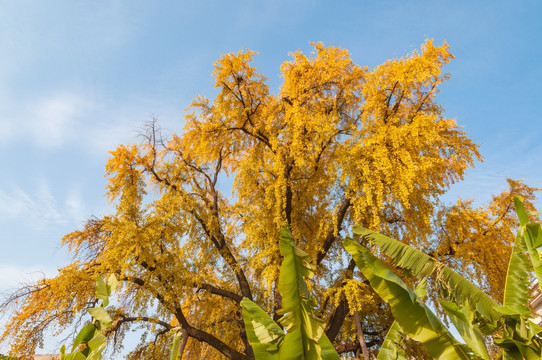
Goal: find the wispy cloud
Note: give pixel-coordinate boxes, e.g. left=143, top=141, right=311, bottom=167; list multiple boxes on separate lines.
left=0, top=265, right=56, bottom=293
left=64, top=187, right=87, bottom=224
left=0, top=181, right=79, bottom=228
left=0, top=92, right=84, bottom=149
left=25, top=93, right=87, bottom=148
left=0, top=88, right=183, bottom=158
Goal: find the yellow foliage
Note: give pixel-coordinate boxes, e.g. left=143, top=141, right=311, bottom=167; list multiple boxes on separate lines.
left=1, top=40, right=535, bottom=359
left=0, top=262, right=95, bottom=358
left=434, top=179, right=541, bottom=301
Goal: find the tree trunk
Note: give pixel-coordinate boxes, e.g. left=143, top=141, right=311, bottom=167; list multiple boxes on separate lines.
left=178, top=328, right=189, bottom=360
left=354, top=311, right=370, bottom=359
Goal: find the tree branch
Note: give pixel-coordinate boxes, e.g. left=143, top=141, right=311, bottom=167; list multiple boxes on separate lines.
left=325, top=259, right=357, bottom=342
left=178, top=328, right=189, bottom=360
left=108, top=314, right=172, bottom=346
left=334, top=340, right=377, bottom=355
left=196, top=283, right=243, bottom=303
left=140, top=142, right=253, bottom=302
left=354, top=310, right=370, bottom=360
left=192, top=212, right=253, bottom=300
left=317, top=198, right=351, bottom=265
left=335, top=342, right=360, bottom=354
left=325, top=295, right=349, bottom=343
left=125, top=275, right=251, bottom=360
left=182, top=316, right=250, bottom=360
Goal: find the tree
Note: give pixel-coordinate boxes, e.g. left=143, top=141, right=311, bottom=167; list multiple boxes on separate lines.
left=0, top=40, right=537, bottom=359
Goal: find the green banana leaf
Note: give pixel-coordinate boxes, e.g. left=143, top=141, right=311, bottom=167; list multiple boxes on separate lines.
left=376, top=280, right=426, bottom=360
left=60, top=275, right=119, bottom=360
left=71, top=324, right=96, bottom=352
left=352, top=226, right=503, bottom=326
left=95, top=276, right=110, bottom=307
left=502, top=229, right=531, bottom=316
left=87, top=307, right=112, bottom=327
left=352, top=198, right=542, bottom=359
left=377, top=321, right=407, bottom=360
left=439, top=299, right=490, bottom=360
left=514, top=198, right=542, bottom=293
left=497, top=197, right=542, bottom=359
left=317, top=333, right=341, bottom=360
left=277, top=228, right=339, bottom=360
left=169, top=332, right=182, bottom=360
left=495, top=323, right=542, bottom=360
left=344, top=238, right=473, bottom=360
left=241, top=228, right=339, bottom=360
left=241, top=298, right=283, bottom=359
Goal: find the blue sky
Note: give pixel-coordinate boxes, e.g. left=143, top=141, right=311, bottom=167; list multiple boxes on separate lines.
left=0, top=0, right=541, bottom=354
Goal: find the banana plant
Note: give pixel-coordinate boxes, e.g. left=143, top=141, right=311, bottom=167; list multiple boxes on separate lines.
left=377, top=320, right=408, bottom=360
left=344, top=236, right=476, bottom=359
left=344, top=197, right=542, bottom=359
left=497, top=197, right=542, bottom=360
left=241, top=228, right=340, bottom=360
left=60, top=274, right=187, bottom=360
left=60, top=274, right=118, bottom=360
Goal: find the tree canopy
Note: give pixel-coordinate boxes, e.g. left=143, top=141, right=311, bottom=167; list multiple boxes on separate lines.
left=1, top=40, right=539, bottom=359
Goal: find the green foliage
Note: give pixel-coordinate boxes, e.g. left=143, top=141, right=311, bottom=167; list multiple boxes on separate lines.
left=241, top=228, right=340, bottom=360
left=376, top=321, right=407, bottom=360
left=60, top=273, right=187, bottom=360
left=496, top=197, right=542, bottom=360
left=59, top=275, right=118, bottom=360
left=169, top=332, right=182, bottom=360
left=344, top=238, right=472, bottom=359
left=344, top=197, right=542, bottom=359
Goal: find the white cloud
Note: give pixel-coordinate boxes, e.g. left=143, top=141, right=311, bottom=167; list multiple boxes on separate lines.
left=26, top=92, right=89, bottom=148
left=77, top=99, right=185, bottom=157
left=0, top=1, right=142, bottom=151
left=36, top=180, right=64, bottom=224
left=0, top=92, right=88, bottom=149
left=0, top=265, right=56, bottom=293
left=31, top=93, right=163, bottom=155
left=64, top=187, right=86, bottom=224
left=0, top=179, right=109, bottom=234
left=0, top=186, right=37, bottom=220
left=0, top=182, right=64, bottom=228
left=0, top=87, right=182, bottom=159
